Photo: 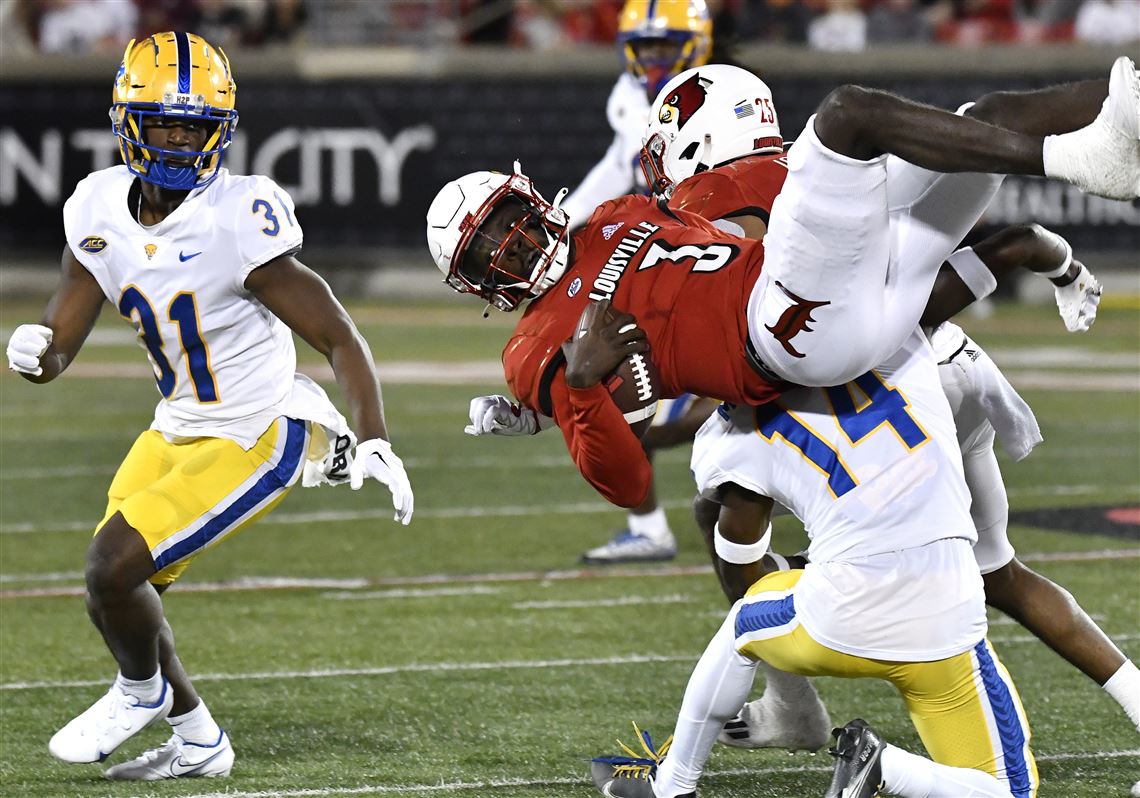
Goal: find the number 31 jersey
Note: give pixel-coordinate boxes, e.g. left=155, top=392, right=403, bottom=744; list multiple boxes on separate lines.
left=64, top=166, right=304, bottom=448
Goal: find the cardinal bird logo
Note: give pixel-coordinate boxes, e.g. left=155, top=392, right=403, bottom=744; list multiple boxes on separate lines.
left=657, top=73, right=710, bottom=130
left=764, top=281, right=831, bottom=359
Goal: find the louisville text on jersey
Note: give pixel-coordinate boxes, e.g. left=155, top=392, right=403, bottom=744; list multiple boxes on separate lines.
left=588, top=220, right=661, bottom=301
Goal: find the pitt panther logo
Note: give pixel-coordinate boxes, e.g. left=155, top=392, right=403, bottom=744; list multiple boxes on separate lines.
left=764, top=281, right=831, bottom=359
left=657, top=73, right=710, bottom=130
left=78, top=236, right=108, bottom=254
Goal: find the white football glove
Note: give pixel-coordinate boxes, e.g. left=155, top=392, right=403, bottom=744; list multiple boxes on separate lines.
left=349, top=438, right=414, bottom=525
left=464, top=395, right=553, bottom=436
left=6, top=324, right=53, bottom=376
left=1055, top=262, right=1102, bottom=333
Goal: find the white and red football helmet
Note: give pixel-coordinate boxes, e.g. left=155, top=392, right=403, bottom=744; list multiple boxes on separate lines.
left=426, top=162, right=570, bottom=312
left=641, top=64, right=783, bottom=196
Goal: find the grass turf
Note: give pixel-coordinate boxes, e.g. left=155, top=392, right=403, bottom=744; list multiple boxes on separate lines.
left=0, top=299, right=1137, bottom=797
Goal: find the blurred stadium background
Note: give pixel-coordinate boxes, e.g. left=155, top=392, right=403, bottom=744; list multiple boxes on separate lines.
left=1, top=2, right=1138, bottom=797
left=1, top=0, right=1138, bottom=294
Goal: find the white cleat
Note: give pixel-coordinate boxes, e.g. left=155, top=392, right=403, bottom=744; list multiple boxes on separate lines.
left=1046, top=56, right=1140, bottom=200
left=48, top=680, right=173, bottom=763
left=1091, top=56, right=1140, bottom=198
left=104, top=731, right=234, bottom=781
left=1055, top=261, right=1102, bottom=332
left=718, top=691, right=832, bottom=752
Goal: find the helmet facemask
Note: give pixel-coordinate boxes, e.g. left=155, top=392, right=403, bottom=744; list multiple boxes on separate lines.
left=448, top=174, right=569, bottom=312
left=110, top=100, right=238, bottom=191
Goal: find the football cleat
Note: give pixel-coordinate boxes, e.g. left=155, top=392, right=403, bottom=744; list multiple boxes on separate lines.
left=824, top=719, right=885, bottom=798
left=48, top=679, right=173, bottom=763
left=1054, top=261, right=1102, bottom=333
left=1051, top=56, right=1140, bottom=200
left=591, top=724, right=675, bottom=796
left=104, top=730, right=234, bottom=781
left=581, top=530, right=677, bottom=564
left=718, top=691, right=831, bottom=751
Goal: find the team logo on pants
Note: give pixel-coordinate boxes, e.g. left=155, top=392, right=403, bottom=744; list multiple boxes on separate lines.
left=764, top=281, right=830, bottom=358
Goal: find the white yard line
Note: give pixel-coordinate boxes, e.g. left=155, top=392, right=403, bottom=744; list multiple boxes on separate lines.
left=512, top=593, right=693, bottom=610
left=3, top=641, right=1138, bottom=694
left=4, top=484, right=1138, bottom=535
left=2, top=550, right=1137, bottom=597
left=323, top=586, right=502, bottom=600
left=132, top=749, right=1140, bottom=798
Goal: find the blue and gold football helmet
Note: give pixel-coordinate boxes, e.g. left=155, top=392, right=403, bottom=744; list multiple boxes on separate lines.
left=109, top=32, right=238, bottom=191
left=618, top=0, right=713, bottom=98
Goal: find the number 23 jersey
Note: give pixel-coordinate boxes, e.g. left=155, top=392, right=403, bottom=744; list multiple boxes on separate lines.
left=64, top=166, right=304, bottom=448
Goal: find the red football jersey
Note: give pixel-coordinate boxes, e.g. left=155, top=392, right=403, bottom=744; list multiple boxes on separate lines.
left=668, top=152, right=789, bottom=225
left=501, top=194, right=782, bottom=507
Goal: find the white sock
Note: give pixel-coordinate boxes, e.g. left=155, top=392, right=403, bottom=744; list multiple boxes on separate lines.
left=881, top=744, right=1011, bottom=797
left=628, top=507, right=671, bottom=542
left=654, top=613, right=757, bottom=797
left=168, top=700, right=223, bottom=746
left=1104, top=660, right=1140, bottom=731
left=114, top=669, right=163, bottom=703
left=759, top=660, right=818, bottom=707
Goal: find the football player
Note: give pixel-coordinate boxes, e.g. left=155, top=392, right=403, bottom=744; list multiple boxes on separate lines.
left=603, top=328, right=1042, bottom=798
left=426, top=57, right=1138, bottom=511
left=5, top=33, right=413, bottom=780
left=557, top=0, right=716, bottom=564
left=643, top=64, right=1138, bottom=744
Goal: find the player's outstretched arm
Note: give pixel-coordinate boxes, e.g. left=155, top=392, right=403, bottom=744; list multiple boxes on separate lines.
left=6, top=245, right=105, bottom=384
left=247, top=255, right=413, bottom=524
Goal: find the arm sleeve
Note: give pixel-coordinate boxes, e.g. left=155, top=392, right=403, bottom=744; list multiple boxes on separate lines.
left=548, top=376, right=652, bottom=508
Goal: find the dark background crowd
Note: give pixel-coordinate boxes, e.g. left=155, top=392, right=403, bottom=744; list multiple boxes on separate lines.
left=1, top=0, right=1136, bottom=56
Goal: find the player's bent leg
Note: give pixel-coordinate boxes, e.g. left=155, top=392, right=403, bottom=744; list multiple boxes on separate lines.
left=649, top=609, right=758, bottom=798
left=746, top=121, right=891, bottom=386
left=891, top=639, right=1038, bottom=798
left=984, top=560, right=1133, bottom=699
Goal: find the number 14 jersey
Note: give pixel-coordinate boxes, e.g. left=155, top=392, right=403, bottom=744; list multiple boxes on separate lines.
left=64, top=166, right=304, bottom=449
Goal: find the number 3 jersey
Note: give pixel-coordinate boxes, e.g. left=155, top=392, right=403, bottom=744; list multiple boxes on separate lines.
left=64, top=166, right=306, bottom=449
left=502, top=193, right=783, bottom=507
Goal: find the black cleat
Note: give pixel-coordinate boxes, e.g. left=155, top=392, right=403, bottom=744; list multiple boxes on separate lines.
left=824, top=718, right=885, bottom=798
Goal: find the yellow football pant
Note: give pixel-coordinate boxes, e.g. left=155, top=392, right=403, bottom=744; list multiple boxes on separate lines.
left=98, top=417, right=309, bottom=585
left=737, top=570, right=1038, bottom=797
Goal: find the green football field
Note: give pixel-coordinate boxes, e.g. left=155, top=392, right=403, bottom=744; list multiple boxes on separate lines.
left=1, top=297, right=1137, bottom=798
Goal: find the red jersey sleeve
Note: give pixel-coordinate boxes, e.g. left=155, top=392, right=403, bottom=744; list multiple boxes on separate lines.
left=549, top=374, right=652, bottom=509
left=503, top=326, right=652, bottom=508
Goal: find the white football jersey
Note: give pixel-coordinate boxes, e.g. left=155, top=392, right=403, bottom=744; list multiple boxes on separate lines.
left=64, top=166, right=307, bottom=449
left=692, top=330, right=985, bottom=660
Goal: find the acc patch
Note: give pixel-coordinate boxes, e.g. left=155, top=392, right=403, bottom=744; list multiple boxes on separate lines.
left=78, top=236, right=108, bottom=254
left=567, top=276, right=582, bottom=298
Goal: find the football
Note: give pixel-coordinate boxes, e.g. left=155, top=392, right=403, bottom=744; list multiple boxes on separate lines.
left=572, top=303, right=660, bottom=439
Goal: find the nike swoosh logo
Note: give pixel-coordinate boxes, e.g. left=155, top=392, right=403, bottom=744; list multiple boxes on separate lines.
left=178, top=251, right=202, bottom=262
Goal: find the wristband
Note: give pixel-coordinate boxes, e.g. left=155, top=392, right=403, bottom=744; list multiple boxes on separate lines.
left=947, top=247, right=997, bottom=301
left=713, top=522, right=772, bottom=565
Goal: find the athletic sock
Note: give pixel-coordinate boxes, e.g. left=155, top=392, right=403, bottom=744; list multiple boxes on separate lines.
left=628, top=507, right=671, bottom=543
left=881, top=743, right=1010, bottom=797
left=1103, top=660, right=1140, bottom=731
left=114, top=669, right=163, bottom=704
left=167, top=700, right=223, bottom=746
